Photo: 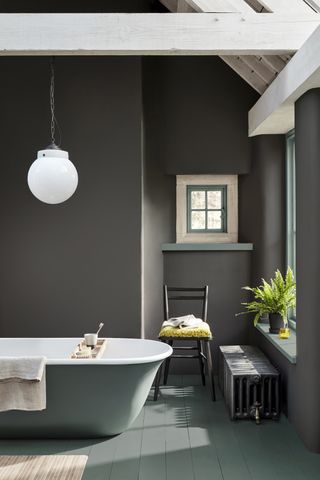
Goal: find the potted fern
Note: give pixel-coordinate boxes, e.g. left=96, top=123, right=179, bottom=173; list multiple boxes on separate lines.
left=237, top=268, right=296, bottom=333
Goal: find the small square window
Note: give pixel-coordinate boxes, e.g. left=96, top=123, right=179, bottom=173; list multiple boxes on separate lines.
left=176, top=175, right=238, bottom=244
left=187, top=186, right=227, bottom=233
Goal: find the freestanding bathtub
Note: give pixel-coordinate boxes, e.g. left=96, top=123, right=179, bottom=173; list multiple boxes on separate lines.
left=0, top=337, right=172, bottom=438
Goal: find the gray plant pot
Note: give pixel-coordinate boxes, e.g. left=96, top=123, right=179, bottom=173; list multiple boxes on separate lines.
left=269, top=313, right=283, bottom=334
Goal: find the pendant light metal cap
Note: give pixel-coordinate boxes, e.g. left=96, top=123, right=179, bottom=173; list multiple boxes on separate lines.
left=37, top=145, right=69, bottom=160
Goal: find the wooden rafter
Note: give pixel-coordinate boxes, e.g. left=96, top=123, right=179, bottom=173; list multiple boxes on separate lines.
left=177, top=0, right=195, bottom=12
left=160, top=0, right=180, bottom=11
left=241, top=56, right=277, bottom=84
left=259, top=55, right=288, bottom=74
left=186, top=0, right=239, bottom=12
left=244, top=0, right=269, bottom=12
left=159, top=0, right=318, bottom=94
left=229, top=0, right=257, bottom=13
left=220, top=56, right=269, bottom=92
left=305, top=0, right=320, bottom=12
left=258, top=0, right=316, bottom=13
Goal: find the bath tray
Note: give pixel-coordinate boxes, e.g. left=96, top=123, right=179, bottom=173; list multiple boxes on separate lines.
left=70, top=338, right=107, bottom=359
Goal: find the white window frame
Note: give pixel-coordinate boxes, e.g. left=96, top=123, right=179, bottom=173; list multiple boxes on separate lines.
left=176, top=175, right=238, bottom=244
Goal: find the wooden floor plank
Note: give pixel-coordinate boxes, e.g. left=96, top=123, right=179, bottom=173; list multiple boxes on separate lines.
left=183, top=383, right=224, bottom=480
left=109, top=409, right=145, bottom=480
left=233, top=419, right=285, bottom=480
left=164, top=384, right=195, bottom=480
left=139, top=400, right=166, bottom=480
left=255, top=420, right=306, bottom=480
left=270, top=417, right=320, bottom=479
left=189, top=394, right=251, bottom=480
left=82, top=437, right=119, bottom=480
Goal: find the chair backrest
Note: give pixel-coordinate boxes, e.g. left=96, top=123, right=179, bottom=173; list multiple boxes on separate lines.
left=163, top=285, right=209, bottom=322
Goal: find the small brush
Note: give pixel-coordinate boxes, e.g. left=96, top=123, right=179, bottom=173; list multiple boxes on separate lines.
left=96, top=322, right=104, bottom=336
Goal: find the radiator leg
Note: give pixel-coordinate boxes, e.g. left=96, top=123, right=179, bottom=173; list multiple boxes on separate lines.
left=254, top=401, right=261, bottom=425
left=205, top=341, right=216, bottom=402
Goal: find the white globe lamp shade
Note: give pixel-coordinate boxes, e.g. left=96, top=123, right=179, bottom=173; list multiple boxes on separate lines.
left=28, top=146, right=78, bottom=204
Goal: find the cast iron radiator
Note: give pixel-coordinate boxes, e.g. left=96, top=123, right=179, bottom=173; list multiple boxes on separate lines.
left=219, top=345, right=280, bottom=422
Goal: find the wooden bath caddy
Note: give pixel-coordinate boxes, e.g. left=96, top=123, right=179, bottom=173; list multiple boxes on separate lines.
left=70, top=338, right=107, bottom=359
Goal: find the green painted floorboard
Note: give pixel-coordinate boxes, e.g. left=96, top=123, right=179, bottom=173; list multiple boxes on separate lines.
left=0, top=375, right=319, bottom=480
left=109, top=409, right=145, bottom=480
left=139, top=401, right=166, bottom=480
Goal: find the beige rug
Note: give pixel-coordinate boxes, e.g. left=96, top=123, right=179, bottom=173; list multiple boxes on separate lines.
left=0, top=455, right=88, bottom=480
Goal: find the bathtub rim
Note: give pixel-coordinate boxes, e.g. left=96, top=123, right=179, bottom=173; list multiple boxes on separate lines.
left=0, top=337, right=173, bottom=365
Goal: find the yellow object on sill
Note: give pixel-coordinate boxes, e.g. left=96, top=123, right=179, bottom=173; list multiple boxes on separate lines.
left=159, top=322, right=212, bottom=338
left=279, top=328, right=290, bottom=339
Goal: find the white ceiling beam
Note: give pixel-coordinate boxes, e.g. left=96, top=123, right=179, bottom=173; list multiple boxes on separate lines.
left=249, top=25, right=320, bottom=135
left=0, top=13, right=318, bottom=56
left=186, top=0, right=239, bottom=12
left=258, top=0, right=316, bottom=13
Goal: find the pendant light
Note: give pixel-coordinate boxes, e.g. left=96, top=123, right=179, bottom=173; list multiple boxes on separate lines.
left=27, top=58, right=78, bottom=204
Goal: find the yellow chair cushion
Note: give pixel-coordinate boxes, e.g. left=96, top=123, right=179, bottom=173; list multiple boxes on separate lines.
left=159, top=322, right=212, bottom=338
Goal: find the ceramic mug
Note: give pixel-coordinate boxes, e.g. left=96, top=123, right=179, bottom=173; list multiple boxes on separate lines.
left=84, top=333, right=98, bottom=348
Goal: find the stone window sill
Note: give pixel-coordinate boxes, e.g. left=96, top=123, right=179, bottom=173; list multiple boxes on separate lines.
left=162, top=243, right=253, bottom=252
left=256, top=323, right=297, bottom=364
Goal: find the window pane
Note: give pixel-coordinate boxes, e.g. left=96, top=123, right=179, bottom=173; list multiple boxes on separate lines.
left=286, top=132, right=296, bottom=321
left=191, top=191, right=205, bottom=209
left=207, top=211, right=222, bottom=230
left=207, top=190, right=221, bottom=209
left=191, top=211, right=206, bottom=229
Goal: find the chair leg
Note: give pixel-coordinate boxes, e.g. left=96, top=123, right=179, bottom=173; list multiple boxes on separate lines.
left=205, top=341, right=216, bottom=402
left=153, top=362, right=163, bottom=401
left=163, top=340, right=173, bottom=385
left=197, top=340, right=206, bottom=386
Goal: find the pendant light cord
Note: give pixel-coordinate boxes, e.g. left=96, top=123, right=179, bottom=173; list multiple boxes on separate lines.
left=50, top=57, right=62, bottom=147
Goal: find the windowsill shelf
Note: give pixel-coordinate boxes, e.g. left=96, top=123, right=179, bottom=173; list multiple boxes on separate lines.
left=256, top=323, right=297, bottom=364
left=162, top=243, right=253, bottom=252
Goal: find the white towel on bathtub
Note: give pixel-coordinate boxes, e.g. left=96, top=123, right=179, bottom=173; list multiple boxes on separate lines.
left=0, top=356, right=46, bottom=411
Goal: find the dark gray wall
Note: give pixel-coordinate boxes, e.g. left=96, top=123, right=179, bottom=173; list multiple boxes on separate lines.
left=0, top=57, right=142, bottom=338
left=295, top=89, right=320, bottom=452
left=152, top=57, right=258, bottom=175
left=239, top=136, right=296, bottom=417
left=239, top=135, right=286, bottom=286
left=0, top=0, right=157, bottom=12
left=142, top=59, right=176, bottom=340
left=142, top=57, right=258, bottom=372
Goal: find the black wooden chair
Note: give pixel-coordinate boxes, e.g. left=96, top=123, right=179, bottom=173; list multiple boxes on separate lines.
left=153, top=285, right=216, bottom=401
